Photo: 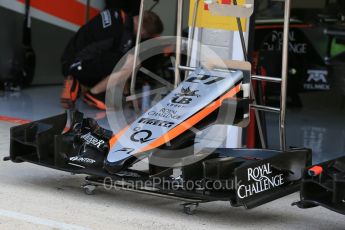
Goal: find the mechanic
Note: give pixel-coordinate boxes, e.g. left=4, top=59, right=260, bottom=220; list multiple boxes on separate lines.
left=60, top=8, right=164, bottom=110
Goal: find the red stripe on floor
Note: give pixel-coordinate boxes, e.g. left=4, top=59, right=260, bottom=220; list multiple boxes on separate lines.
left=0, top=115, right=71, bottom=132
left=0, top=116, right=31, bottom=125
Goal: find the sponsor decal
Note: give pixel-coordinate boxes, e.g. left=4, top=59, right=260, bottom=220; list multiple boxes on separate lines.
left=69, top=156, right=96, bottom=164
left=101, top=10, right=112, bottom=28
left=130, top=129, right=155, bottom=143
left=115, top=148, right=135, bottom=155
left=148, top=108, right=181, bottom=120
left=81, top=132, right=105, bottom=148
left=263, top=30, right=307, bottom=54
left=138, top=118, right=175, bottom=128
left=171, top=97, right=193, bottom=105
left=171, top=87, right=201, bottom=105
left=237, top=163, right=284, bottom=199
left=186, top=75, right=224, bottom=85
left=176, top=87, right=200, bottom=97
left=70, top=61, right=82, bottom=71
left=304, top=70, right=330, bottom=90
left=165, top=103, right=186, bottom=108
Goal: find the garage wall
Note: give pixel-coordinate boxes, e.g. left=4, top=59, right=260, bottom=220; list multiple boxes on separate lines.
left=0, top=6, right=78, bottom=85
left=149, top=0, right=190, bottom=36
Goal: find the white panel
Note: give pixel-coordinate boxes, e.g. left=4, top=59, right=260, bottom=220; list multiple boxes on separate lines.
left=226, top=126, right=243, bottom=147
left=200, top=44, right=231, bottom=63
left=201, top=29, right=233, bottom=47
left=231, top=32, right=245, bottom=60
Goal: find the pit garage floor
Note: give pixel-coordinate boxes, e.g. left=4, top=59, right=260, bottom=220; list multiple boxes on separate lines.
left=0, top=86, right=345, bottom=229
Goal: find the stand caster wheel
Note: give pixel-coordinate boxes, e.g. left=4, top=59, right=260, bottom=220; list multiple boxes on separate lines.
left=3, top=156, right=10, bottom=161
left=182, top=203, right=199, bottom=215
left=82, top=184, right=97, bottom=195
left=291, top=201, right=318, bottom=209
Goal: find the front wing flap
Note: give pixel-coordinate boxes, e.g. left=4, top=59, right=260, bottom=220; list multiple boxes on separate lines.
left=295, top=156, right=345, bottom=215
left=234, top=148, right=312, bottom=209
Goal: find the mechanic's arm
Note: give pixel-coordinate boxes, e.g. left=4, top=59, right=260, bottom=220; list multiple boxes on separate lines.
left=90, top=54, right=135, bottom=95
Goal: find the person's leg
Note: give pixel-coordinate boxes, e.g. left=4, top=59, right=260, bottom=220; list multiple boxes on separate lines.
left=83, top=76, right=110, bottom=110
left=60, top=75, right=80, bottom=109
left=80, top=61, right=113, bottom=110
left=60, top=60, right=101, bottom=109
left=69, top=57, right=112, bottom=110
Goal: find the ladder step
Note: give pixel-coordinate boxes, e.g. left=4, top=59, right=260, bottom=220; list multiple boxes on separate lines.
left=205, top=59, right=251, bottom=72
left=208, top=3, right=254, bottom=18
left=251, top=104, right=281, bottom=113
left=252, top=75, right=282, bottom=83
left=179, top=65, right=196, bottom=71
